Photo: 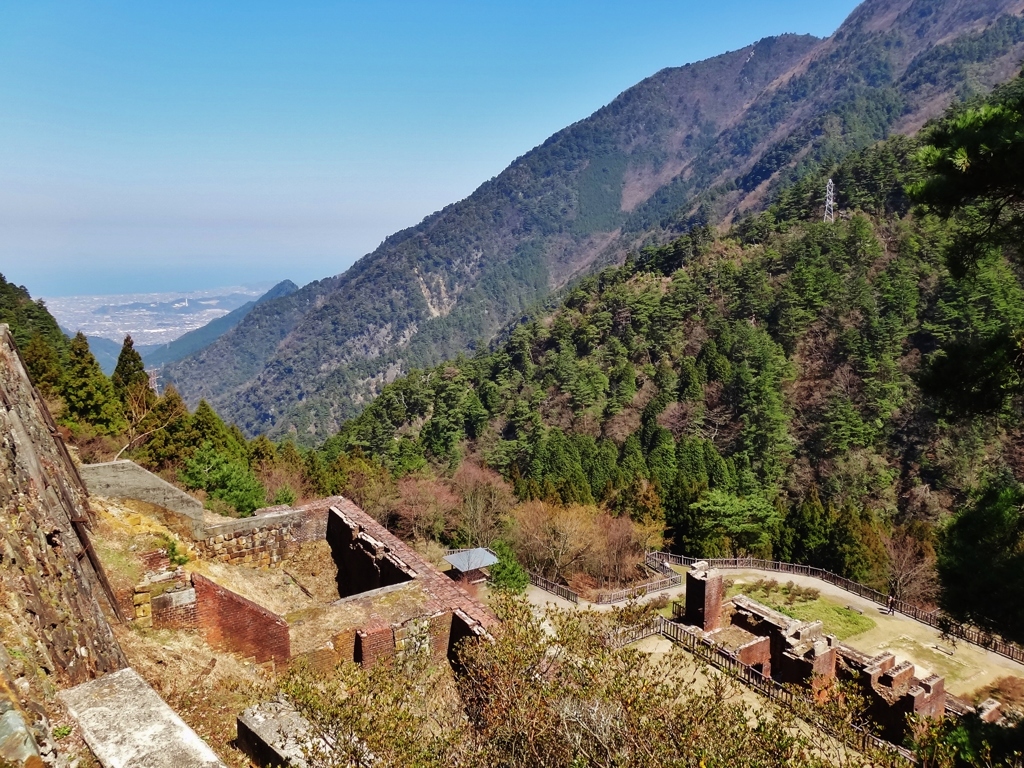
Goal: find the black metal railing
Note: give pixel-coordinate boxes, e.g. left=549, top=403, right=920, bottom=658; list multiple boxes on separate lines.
left=649, top=616, right=916, bottom=763
left=593, top=573, right=683, bottom=604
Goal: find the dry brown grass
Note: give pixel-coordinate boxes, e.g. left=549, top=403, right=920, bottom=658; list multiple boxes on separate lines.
left=282, top=539, right=341, bottom=604
left=189, top=561, right=314, bottom=617
left=114, top=623, right=276, bottom=768
left=975, top=676, right=1024, bottom=711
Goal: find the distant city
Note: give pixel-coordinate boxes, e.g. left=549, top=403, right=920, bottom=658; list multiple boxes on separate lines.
left=43, top=282, right=278, bottom=346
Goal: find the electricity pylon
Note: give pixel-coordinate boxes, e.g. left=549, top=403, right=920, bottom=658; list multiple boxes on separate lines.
left=824, top=178, right=835, bottom=224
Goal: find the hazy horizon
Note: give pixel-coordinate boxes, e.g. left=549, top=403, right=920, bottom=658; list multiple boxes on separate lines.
left=1, top=1, right=859, bottom=297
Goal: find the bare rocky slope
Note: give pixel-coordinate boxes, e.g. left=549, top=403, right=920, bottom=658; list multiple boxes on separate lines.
left=166, top=0, right=1024, bottom=443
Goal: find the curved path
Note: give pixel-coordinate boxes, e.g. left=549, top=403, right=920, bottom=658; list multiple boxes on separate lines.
left=526, top=566, right=1024, bottom=699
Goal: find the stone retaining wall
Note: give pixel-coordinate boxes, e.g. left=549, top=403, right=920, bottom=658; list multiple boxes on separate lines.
left=81, top=460, right=338, bottom=570
left=192, top=499, right=334, bottom=568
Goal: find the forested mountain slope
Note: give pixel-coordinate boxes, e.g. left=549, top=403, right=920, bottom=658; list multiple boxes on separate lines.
left=316, top=125, right=1022, bottom=615
left=167, top=0, right=1024, bottom=443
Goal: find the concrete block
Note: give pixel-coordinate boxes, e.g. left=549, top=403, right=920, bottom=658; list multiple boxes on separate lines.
left=151, top=588, right=196, bottom=612
left=59, top=667, right=226, bottom=767
left=237, top=700, right=317, bottom=767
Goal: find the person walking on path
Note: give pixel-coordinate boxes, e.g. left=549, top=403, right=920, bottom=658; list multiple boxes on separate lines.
left=886, top=594, right=896, bottom=615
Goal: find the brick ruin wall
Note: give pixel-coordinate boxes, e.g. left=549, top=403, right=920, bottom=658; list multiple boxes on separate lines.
left=152, top=588, right=199, bottom=631
left=192, top=573, right=290, bottom=664
left=675, top=568, right=949, bottom=741
left=328, top=501, right=496, bottom=633
left=837, top=648, right=948, bottom=741
left=684, top=565, right=724, bottom=631
left=736, top=635, right=772, bottom=676
left=81, top=461, right=496, bottom=671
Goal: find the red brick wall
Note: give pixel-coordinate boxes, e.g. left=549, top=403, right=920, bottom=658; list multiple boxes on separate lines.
left=356, top=624, right=395, bottom=668
left=151, top=588, right=198, bottom=631
left=330, top=501, right=497, bottom=633
left=427, top=612, right=453, bottom=663
left=334, top=629, right=357, bottom=664
left=141, top=550, right=172, bottom=572
left=192, top=573, right=289, bottom=663
left=736, top=635, right=772, bottom=676
left=685, top=570, right=724, bottom=631
left=293, top=629, right=357, bottom=674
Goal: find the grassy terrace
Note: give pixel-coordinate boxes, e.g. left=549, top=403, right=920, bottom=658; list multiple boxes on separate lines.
left=726, top=578, right=877, bottom=641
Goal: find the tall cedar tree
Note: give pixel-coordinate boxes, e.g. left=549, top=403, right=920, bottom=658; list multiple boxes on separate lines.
left=61, top=332, right=124, bottom=433
left=111, top=335, right=152, bottom=404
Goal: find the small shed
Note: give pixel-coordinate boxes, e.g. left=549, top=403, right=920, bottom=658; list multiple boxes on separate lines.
left=443, top=548, right=500, bottom=584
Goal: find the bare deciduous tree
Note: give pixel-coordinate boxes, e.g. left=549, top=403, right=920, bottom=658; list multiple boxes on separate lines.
left=885, top=528, right=938, bottom=605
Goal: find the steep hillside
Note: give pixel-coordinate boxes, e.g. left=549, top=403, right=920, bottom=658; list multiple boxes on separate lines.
left=144, top=279, right=298, bottom=369
left=167, top=0, right=1024, bottom=443
left=0, top=274, right=68, bottom=356
left=321, top=131, right=1020, bottom=597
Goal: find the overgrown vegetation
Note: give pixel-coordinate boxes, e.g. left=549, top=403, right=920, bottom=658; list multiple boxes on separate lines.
left=283, top=594, right=908, bottom=768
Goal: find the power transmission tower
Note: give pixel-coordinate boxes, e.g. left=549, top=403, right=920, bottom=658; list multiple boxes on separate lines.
left=824, top=178, right=835, bottom=224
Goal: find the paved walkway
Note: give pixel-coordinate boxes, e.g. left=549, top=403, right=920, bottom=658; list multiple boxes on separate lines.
left=526, top=566, right=1024, bottom=699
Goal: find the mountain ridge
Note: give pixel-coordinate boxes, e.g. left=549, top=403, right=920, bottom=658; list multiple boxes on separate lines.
left=166, top=0, right=1024, bottom=444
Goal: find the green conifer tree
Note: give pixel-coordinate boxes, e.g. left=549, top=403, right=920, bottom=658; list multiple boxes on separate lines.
left=111, top=335, right=150, bottom=404
left=131, top=385, right=192, bottom=469
left=646, top=427, right=678, bottom=496
left=22, top=333, right=62, bottom=398
left=787, top=487, right=831, bottom=565
left=61, top=332, right=124, bottom=433
left=620, top=434, right=648, bottom=482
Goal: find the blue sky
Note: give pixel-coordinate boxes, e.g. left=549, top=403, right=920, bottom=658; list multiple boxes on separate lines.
left=0, top=1, right=860, bottom=297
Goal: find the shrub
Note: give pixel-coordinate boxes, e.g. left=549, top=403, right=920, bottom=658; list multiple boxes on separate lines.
left=161, top=536, right=189, bottom=566
left=488, top=540, right=529, bottom=594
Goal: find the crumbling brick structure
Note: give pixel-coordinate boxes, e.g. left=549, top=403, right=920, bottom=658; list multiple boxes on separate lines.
left=675, top=576, right=947, bottom=741
left=327, top=507, right=415, bottom=597
left=730, top=595, right=837, bottom=693
left=94, top=462, right=497, bottom=671
left=684, top=562, right=724, bottom=631
left=193, top=573, right=291, bottom=664
left=735, top=635, right=772, bottom=676
left=836, top=647, right=947, bottom=741
left=151, top=587, right=199, bottom=631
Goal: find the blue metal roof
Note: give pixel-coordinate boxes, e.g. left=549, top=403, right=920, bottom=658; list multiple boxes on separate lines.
left=443, top=547, right=499, bottom=572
